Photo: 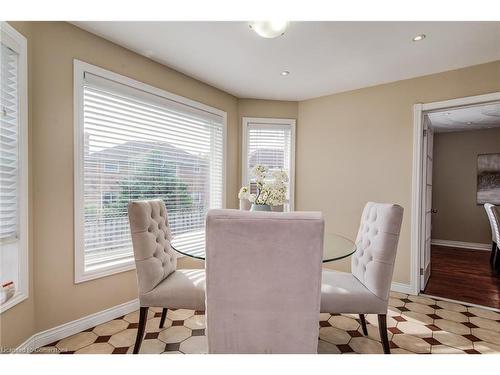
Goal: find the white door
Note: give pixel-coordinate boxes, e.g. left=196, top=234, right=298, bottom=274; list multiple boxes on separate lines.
left=420, top=115, right=434, bottom=291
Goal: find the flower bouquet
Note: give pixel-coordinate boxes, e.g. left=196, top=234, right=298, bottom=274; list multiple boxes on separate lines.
left=239, top=165, right=288, bottom=211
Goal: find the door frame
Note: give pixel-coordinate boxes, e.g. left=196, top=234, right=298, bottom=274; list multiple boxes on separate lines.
left=411, top=91, right=500, bottom=295
left=420, top=116, right=433, bottom=290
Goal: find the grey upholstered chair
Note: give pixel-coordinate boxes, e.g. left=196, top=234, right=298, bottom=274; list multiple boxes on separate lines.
left=205, top=209, right=324, bottom=353
left=321, top=202, right=404, bottom=354
left=127, top=200, right=205, bottom=354
left=484, top=203, right=500, bottom=273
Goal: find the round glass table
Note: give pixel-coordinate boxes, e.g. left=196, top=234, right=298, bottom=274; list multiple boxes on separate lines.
left=171, top=230, right=356, bottom=263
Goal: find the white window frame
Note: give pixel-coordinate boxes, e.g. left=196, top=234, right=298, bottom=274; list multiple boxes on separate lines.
left=241, top=117, right=296, bottom=211
left=0, top=22, right=29, bottom=314
left=74, top=60, right=227, bottom=283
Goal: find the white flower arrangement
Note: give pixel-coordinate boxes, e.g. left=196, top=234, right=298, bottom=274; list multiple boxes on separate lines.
left=239, top=165, right=288, bottom=206
left=238, top=186, right=249, bottom=200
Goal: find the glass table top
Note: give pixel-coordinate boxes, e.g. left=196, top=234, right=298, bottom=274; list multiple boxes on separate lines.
left=171, top=230, right=356, bottom=263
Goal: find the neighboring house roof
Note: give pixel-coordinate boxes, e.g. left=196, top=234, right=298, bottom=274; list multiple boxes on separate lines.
left=87, top=140, right=208, bottom=167
left=248, top=148, right=284, bottom=169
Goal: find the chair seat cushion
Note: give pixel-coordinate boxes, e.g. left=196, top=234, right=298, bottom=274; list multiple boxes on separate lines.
left=321, top=270, right=387, bottom=314
left=140, top=268, right=205, bottom=310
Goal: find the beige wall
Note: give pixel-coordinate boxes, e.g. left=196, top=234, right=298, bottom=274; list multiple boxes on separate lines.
left=238, top=99, right=298, bottom=120
left=431, top=128, right=500, bottom=244
left=298, top=61, right=500, bottom=282
left=0, top=22, right=36, bottom=351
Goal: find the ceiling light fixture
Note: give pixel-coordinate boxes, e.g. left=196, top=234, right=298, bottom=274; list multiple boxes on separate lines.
left=249, top=21, right=289, bottom=38
left=412, top=34, right=426, bottom=42
left=281, top=71, right=290, bottom=76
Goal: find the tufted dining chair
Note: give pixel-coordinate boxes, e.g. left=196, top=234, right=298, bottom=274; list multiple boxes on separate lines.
left=484, top=203, right=500, bottom=273
left=321, top=202, right=404, bottom=354
left=205, top=209, right=324, bottom=353
left=127, top=200, right=205, bottom=354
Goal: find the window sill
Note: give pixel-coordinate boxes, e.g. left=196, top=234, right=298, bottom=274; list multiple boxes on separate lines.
left=75, top=259, right=136, bottom=284
left=0, top=291, right=28, bottom=314
left=74, top=252, right=186, bottom=284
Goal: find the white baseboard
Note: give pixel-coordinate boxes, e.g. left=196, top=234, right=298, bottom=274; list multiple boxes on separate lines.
left=431, top=239, right=491, bottom=251
left=15, top=298, right=139, bottom=353
left=391, top=282, right=414, bottom=295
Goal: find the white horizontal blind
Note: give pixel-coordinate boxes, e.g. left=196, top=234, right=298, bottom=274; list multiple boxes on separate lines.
left=246, top=123, right=292, bottom=208
left=0, top=43, right=19, bottom=241
left=81, top=73, right=224, bottom=271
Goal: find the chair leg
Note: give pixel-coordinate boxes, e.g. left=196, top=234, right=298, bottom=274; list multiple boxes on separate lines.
left=133, top=307, right=149, bottom=354
left=490, top=242, right=496, bottom=266
left=159, top=308, right=168, bottom=328
left=377, top=314, right=391, bottom=354
left=359, top=314, right=368, bottom=335
left=494, top=245, right=500, bottom=275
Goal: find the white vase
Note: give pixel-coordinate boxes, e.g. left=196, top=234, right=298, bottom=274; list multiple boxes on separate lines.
left=250, top=204, right=271, bottom=212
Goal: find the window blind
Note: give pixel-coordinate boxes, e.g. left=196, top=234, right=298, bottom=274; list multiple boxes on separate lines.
left=245, top=124, right=292, bottom=208
left=81, top=73, right=224, bottom=271
left=0, top=43, right=19, bottom=241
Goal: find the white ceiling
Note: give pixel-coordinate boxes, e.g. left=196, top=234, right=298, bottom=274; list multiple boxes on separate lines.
left=72, top=21, right=500, bottom=101
left=428, top=102, right=500, bottom=133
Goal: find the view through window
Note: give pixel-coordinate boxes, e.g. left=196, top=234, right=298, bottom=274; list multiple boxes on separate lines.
left=77, top=67, right=224, bottom=278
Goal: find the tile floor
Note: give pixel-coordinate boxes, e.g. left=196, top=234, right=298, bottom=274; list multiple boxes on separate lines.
left=37, top=292, right=500, bottom=354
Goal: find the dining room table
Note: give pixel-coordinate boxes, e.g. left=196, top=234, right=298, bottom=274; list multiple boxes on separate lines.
left=170, top=230, right=357, bottom=262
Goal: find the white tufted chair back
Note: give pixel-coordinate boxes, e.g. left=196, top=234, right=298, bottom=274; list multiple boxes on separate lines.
left=485, top=203, right=500, bottom=244
left=128, top=200, right=177, bottom=295
left=351, top=202, right=404, bottom=301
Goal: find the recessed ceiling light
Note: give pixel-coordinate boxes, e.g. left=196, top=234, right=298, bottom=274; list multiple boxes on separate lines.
left=249, top=21, right=289, bottom=38
left=281, top=71, right=290, bottom=76
left=412, top=34, right=426, bottom=42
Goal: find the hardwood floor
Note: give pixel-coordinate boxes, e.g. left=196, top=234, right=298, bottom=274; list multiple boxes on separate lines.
left=423, top=245, right=500, bottom=309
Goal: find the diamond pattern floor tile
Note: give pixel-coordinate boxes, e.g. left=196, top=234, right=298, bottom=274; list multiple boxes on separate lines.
left=469, top=316, right=500, bottom=331
left=56, top=332, right=97, bottom=352
left=179, top=336, right=208, bottom=354
left=93, top=319, right=129, bottom=336
left=435, top=309, right=469, bottom=323
left=432, top=331, right=474, bottom=351
left=328, top=315, right=360, bottom=331
left=436, top=300, right=467, bottom=312
left=318, top=339, right=341, bottom=354
left=37, top=296, right=500, bottom=354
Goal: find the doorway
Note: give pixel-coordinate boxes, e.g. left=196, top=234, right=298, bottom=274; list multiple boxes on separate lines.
left=412, top=92, right=500, bottom=309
